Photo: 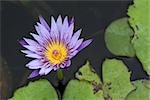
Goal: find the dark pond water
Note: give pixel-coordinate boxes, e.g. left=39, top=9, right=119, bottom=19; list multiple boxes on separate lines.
left=1, top=1, right=149, bottom=99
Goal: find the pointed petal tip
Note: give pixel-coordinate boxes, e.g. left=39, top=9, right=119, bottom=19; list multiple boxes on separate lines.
left=38, top=15, right=42, bottom=20
left=20, top=50, right=28, bottom=54
left=19, top=39, right=28, bottom=46
left=38, top=15, right=51, bottom=31
left=39, top=16, right=44, bottom=23
left=57, top=15, right=62, bottom=22
left=28, top=70, right=39, bottom=79
left=64, top=16, right=69, bottom=24
left=38, top=15, right=43, bottom=19
left=58, top=15, right=62, bottom=18
left=69, top=16, right=75, bottom=25
left=23, top=37, right=29, bottom=43
left=51, top=16, right=57, bottom=26
left=51, top=16, right=55, bottom=22
left=78, top=29, right=82, bottom=33
left=64, top=16, right=68, bottom=19
left=36, top=22, right=41, bottom=26
left=87, top=39, right=93, bottom=43
left=77, top=39, right=93, bottom=51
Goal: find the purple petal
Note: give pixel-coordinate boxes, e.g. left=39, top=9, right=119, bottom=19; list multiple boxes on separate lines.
left=53, top=65, right=59, bottom=71
left=56, top=15, right=63, bottom=32
left=59, top=62, right=67, bottom=68
left=60, top=16, right=69, bottom=40
left=23, top=38, right=39, bottom=46
left=35, top=25, right=42, bottom=36
left=19, top=39, right=28, bottom=46
left=69, top=50, right=79, bottom=58
left=69, top=29, right=82, bottom=47
left=39, top=16, right=50, bottom=31
left=37, top=23, right=51, bottom=40
left=28, top=70, right=39, bottom=78
left=70, top=38, right=84, bottom=52
left=21, top=50, right=42, bottom=58
left=37, top=62, right=52, bottom=75
left=25, top=53, right=42, bottom=59
left=44, top=67, right=53, bottom=75
left=51, top=16, right=59, bottom=39
left=65, top=22, right=74, bottom=42
left=30, top=33, right=44, bottom=45
left=26, top=59, right=43, bottom=69
left=21, top=50, right=33, bottom=55
left=39, top=62, right=54, bottom=75
left=21, top=48, right=43, bottom=56
left=23, top=45, right=41, bottom=53
left=64, top=17, right=74, bottom=41
left=39, top=67, right=46, bottom=75
left=77, top=39, right=92, bottom=51
left=59, top=60, right=71, bottom=68
left=60, top=64, right=65, bottom=68
left=66, top=60, right=71, bottom=67
left=42, top=62, right=51, bottom=68
left=63, top=16, right=69, bottom=27
left=68, top=23, right=74, bottom=34
left=69, top=17, right=74, bottom=25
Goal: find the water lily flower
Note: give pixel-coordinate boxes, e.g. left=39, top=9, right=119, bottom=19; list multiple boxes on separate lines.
left=19, top=15, right=92, bottom=78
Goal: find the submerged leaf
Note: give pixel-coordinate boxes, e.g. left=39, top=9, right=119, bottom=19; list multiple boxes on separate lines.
left=10, top=79, right=58, bottom=100
left=105, top=18, right=135, bottom=57
left=102, top=59, right=134, bottom=100
left=128, top=0, right=150, bottom=75
left=126, top=80, right=150, bottom=100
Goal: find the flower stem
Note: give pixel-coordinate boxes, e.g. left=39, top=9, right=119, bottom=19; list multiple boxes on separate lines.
left=57, top=69, right=63, bottom=80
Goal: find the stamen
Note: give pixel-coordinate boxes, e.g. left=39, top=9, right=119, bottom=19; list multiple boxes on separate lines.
left=45, top=42, right=68, bottom=64
left=52, top=50, right=62, bottom=60
left=53, top=50, right=58, bottom=55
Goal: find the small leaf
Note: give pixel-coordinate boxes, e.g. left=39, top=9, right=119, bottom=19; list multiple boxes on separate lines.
left=63, top=80, right=104, bottom=100
left=105, top=17, right=135, bottom=57
left=126, top=80, right=150, bottom=100
left=10, top=79, right=58, bottom=100
left=75, top=61, right=102, bottom=84
left=102, top=59, right=134, bottom=100
left=128, top=0, right=150, bottom=75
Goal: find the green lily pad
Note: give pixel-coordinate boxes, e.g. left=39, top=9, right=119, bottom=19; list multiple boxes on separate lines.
left=10, top=79, right=58, bottom=100
left=105, top=18, right=135, bottom=57
left=63, top=80, right=104, bottom=100
left=128, top=0, right=150, bottom=75
left=126, top=80, right=150, bottom=100
left=63, top=62, right=104, bottom=100
left=75, top=61, right=102, bottom=84
left=102, top=59, right=134, bottom=100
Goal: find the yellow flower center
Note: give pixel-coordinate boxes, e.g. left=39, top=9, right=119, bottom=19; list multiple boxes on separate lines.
left=45, top=41, right=68, bottom=64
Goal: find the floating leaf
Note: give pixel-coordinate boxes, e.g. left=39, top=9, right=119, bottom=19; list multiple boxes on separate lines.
left=63, top=61, right=104, bottom=100
left=10, top=79, right=58, bottom=100
left=126, top=80, right=150, bottom=100
left=63, top=80, right=104, bottom=100
left=102, top=59, right=134, bottom=100
left=128, top=0, right=150, bottom=74
left=76, top=61, right=102, bottom=84
left=105, top=18, right=135, bottom=57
